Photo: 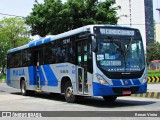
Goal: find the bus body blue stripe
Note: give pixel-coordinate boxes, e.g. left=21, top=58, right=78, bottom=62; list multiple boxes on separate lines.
left=132, top=79, right=141, bottom=85
left=43, top=65, right=58, bottom=86
left=44, top=37, right=51, bottom=43
left=112, top=80, right=122, bottom=86
left=29, top=42, right=35, bottom=47
left=112, top=79, right=140, bottom=86
left=7, top=69, right=11, bottom=84
left=39, top=66, right=45, bottom=86
left=36, top=39, right=42, bottom=45
left=28, top=66, right=36, bottom=85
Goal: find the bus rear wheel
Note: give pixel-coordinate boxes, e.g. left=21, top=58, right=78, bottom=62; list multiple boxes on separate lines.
left=64, top=81, right=76, bottom=103
left=21, top=80, right=29, bottom=96
left=103, top=96, right=117, bottom=102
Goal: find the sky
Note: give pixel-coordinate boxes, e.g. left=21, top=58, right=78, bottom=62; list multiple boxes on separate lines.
left=0, top=0, right=159, bottom=22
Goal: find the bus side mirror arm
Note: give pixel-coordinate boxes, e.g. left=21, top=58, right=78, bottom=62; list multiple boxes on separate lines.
left=90, top=35, right=97, bottom=52
left=86, top=33, right=97, bottom=52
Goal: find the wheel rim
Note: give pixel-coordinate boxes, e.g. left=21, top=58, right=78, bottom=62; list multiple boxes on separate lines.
left=21, top=83, right=25, bottom=94
left=66, top=87, right=73, bottom=98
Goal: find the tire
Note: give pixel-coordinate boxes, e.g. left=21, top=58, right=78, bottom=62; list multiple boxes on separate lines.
left=20, top=80, right=29, bottom=96
left=64, top=81, right=76, bottom=103
left=103, top=96, right=117, bottom=102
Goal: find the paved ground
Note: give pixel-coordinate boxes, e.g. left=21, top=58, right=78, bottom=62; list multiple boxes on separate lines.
left=0, top=83, right=159, bottom=119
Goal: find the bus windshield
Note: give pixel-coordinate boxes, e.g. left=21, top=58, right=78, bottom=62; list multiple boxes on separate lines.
left=96, top=38, right=145, bottom=72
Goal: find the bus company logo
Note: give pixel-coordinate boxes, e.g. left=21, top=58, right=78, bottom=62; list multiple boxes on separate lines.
left=12, top=69, right=25, bottom=76
left=125, top=81, right=128, bottom=85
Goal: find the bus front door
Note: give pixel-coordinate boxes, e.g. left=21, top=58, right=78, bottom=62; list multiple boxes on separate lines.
left=76, top=40, right=89, bottom=94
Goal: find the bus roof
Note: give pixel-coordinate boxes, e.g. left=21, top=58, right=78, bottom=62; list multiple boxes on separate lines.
left=7, top=24, right=138, bottom=53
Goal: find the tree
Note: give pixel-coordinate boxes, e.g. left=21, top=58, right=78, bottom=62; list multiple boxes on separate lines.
left=26, top=0, right=119, bottom=37
left=0, top=17, right=30, bottom=74
left=146, top=42, right=160, bottom=64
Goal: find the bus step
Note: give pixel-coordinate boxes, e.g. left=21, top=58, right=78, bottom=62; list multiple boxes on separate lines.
left=35, top=89, right=42, bottom=93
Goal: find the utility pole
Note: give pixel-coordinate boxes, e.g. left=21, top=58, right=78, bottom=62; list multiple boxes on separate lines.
left=129, top=0, right=132, bottom=27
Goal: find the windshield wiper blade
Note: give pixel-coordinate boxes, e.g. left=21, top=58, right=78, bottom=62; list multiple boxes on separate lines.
left=124, top=37, right=133, bottom=71
left=125, top=37, right=133, bottom=57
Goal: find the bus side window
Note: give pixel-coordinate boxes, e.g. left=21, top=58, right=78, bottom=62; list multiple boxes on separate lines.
left=10, top=53, right=15, bottom=68
left=7, top=54, right=11, bottom=68
left=14, top=52, right=22, bottom=67
left=56, top=47, right=63, bottom=63
left=44, top=42, right=56, bottom=64
left=63, top=44, right=69, bottom=62
left=69, top=37, right=76, bottom=64
left=22, top=50, right=28, bottom=66
left=21, top=49, right=33, bottom=66
left=27, top=49, right=32, bottom=66
left=69, top=46, right=75, bottom=63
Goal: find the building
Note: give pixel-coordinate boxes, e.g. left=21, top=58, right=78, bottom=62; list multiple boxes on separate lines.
left=155, top=22, right=160, bottom=43
left=115, top=0, right=154, bottom=49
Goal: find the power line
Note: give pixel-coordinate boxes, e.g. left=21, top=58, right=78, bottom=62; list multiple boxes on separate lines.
left=0, top=12, right=25, bottom=18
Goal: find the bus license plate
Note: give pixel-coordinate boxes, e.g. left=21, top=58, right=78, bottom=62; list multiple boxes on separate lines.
left=123, top=91, right=131, bottom=95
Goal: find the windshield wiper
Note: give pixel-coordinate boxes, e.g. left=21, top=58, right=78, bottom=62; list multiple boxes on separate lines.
left=107, top=36, right=124, bottom=53
left=124, top=38, right=133, bottom=71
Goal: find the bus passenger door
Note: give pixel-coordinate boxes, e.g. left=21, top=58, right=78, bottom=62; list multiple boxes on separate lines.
left=76, top=40, right=89, bottom=94
left=34, top=49, right=42, bottom=89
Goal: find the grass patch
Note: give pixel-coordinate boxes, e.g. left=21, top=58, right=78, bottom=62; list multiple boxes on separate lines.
left=0, top=74, right=6, bottom=83
left=148, top=69, right=160, bottom=76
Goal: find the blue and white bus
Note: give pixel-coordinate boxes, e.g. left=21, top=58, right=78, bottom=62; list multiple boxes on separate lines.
left=7, top=25, right=147, bottom=103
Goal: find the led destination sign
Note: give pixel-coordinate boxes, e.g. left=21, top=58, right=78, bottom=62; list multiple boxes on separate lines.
left=100, top=28, right=135, bottom=36
left=94, top=27, right=135, bottom=36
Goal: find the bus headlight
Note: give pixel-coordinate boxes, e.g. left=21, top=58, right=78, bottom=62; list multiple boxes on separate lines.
left=96, top=74, right=109, bottom=85
left=142, top=78, right=147, bottom=83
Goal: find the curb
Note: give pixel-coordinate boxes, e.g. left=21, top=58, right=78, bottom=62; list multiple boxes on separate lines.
left=131, top=92, right=160, bottom=99
left=148, top=76, right=160, bottom=83
left=0, top=80, right=6, bottom=83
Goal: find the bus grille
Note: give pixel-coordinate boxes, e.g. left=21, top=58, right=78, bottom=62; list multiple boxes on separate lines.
left=112, top=86, right=140, bottom=94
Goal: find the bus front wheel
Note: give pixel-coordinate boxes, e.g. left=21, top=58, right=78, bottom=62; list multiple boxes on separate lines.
left=103, top=96, right=117, bottom=102
left=64, top=81, right=76, bottom=103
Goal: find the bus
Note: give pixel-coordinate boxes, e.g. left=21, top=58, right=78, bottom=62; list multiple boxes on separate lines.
left=7, top=25, right=147, bottom=103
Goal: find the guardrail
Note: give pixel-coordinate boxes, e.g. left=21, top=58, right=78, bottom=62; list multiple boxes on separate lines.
left=148, top=76, right=160, bottom=83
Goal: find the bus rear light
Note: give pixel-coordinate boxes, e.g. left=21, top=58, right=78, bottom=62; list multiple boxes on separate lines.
left=96, top=74, right=109, bottom=85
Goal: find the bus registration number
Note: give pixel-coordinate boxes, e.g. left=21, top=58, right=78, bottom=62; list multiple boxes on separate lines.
left=122, top=91, right=131, bottom=95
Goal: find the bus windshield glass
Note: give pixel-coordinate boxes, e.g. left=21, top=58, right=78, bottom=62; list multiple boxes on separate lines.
left=96, top=38, right=145, bottom=72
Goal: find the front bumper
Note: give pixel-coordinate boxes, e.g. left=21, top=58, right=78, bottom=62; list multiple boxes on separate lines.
left=93, top=82, right=147, bottom=96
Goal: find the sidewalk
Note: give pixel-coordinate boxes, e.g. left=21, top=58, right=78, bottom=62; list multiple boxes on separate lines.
left=131, top=83, right=160, bottom=99
left=147, top=83, right=160, bottom=92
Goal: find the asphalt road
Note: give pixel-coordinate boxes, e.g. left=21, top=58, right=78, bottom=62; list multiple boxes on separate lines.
left=0, top=83, right=160, bottom=119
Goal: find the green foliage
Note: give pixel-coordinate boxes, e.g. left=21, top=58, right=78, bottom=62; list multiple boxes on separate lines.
left=148, top=69, right=160, bottom=77
left=26, top=0, right=119, bottom=37
left=0, top=17, right=30, bottom=73
left=146, top=42, right=160, bottom=64
left=0, top=74, right=6, bottom=83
